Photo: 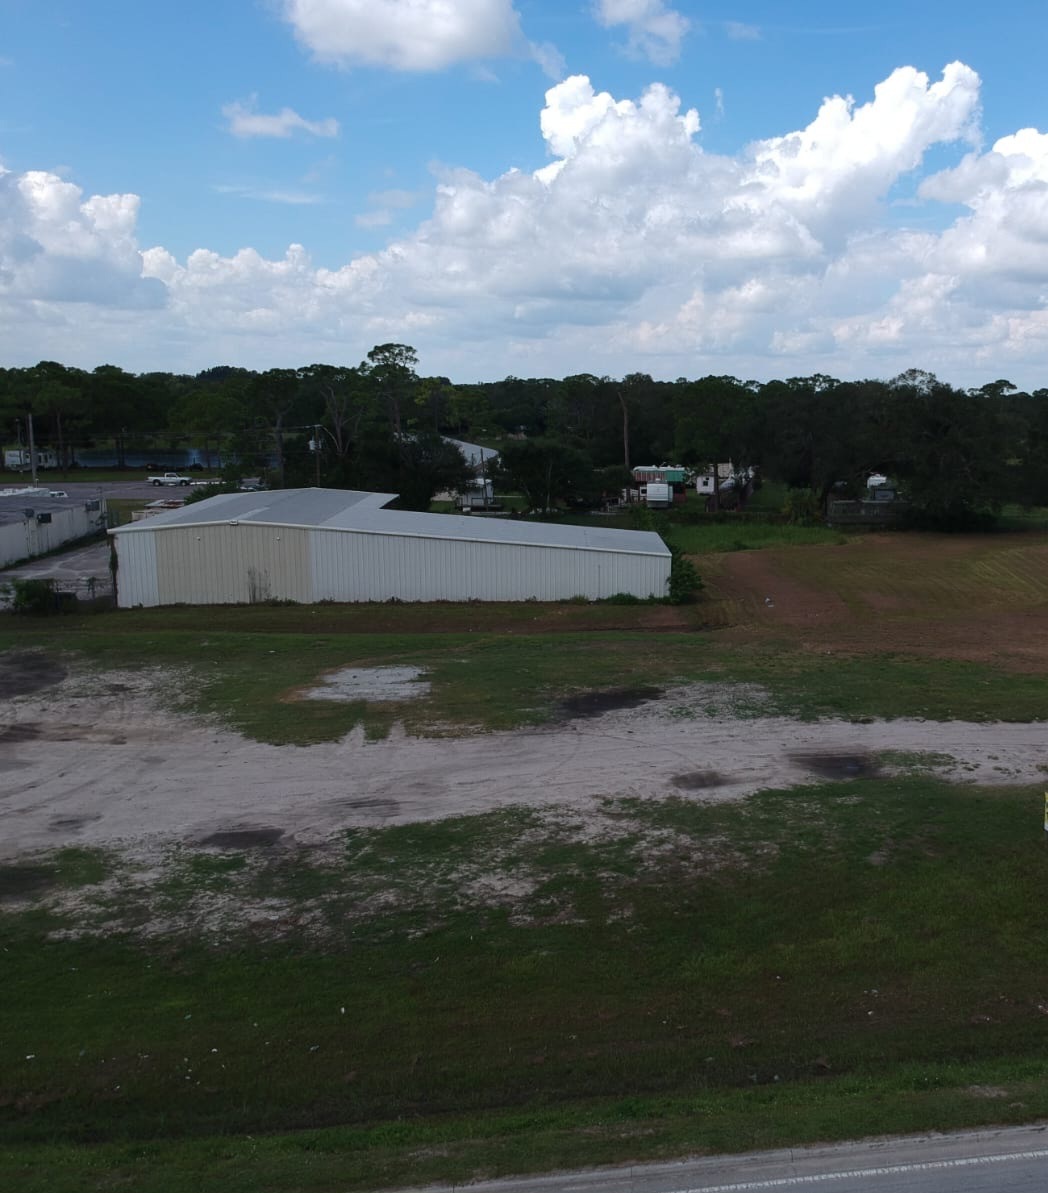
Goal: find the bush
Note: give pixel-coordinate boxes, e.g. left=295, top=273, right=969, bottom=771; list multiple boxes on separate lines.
left=3, top=577, right=64, bottom=615
left=667, top=546, right=702, bottom=604
left=783, top=487, right=821, bottom=525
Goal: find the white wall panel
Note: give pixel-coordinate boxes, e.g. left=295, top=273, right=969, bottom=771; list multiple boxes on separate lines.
left=154, top=524, right=311, bottom=605
left=115, top=523, right=669, bottom=607
left=114, top=531, right=158, bottom=608
left=1, top=505, right=103, bottom=567
left=308, top=529, right=668, bottom=602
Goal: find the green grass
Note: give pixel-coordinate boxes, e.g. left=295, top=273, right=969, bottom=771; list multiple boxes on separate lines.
left=5, top=781, right=1048, bottom=1190
left=1, top=620, right=1045, bottom=744
left=105, top=496, right=151, bottom=527
left=665, top=522, right=850, bottom=554
left=995, top=503, right=1048, bottom=532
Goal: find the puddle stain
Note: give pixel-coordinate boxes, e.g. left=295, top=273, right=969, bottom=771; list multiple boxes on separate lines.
left=0, top=651, right=67, bottom=699
left=0, top=864, right=57, bottom=899
left=672, top=770, right=731, bottom=790
left=559, top=686, right=664, bottom=719
left=199, top=828, right=285, bottom=849
left=790, top=753, right=880, bottom=780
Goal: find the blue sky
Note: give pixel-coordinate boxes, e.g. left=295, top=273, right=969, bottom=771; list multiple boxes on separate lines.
left=2, top=1, right=1048, bottom=386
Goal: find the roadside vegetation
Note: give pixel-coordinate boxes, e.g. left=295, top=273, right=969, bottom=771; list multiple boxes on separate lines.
left=4, top=779, right=1048, bottom=1191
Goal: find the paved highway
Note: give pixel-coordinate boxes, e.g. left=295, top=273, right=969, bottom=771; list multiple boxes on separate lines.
left=397, top=1125, right=1048, bottom=1193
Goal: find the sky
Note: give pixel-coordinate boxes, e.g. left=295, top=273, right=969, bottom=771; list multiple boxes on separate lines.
left=2, top=0, right=1048, bottom=388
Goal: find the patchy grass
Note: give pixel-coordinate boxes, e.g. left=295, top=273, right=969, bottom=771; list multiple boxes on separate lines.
left=665, top=522, right=850, bottom=554
left=4, top=781, right=1048, bottom=1190
left=2, top=616, right=1046, bottom=745
left=2, top=606, right=1048, bottom=744
left=771, top=533, right=1048, bottom=620
left=0, top=848, right=115, bottom=900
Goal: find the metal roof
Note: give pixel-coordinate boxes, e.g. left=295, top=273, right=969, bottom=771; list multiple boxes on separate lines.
left=445, top=437, right=499, bottom=467
left=110, top=488, right=669, bottom=557
left=0, top=490, right=99, bottom=528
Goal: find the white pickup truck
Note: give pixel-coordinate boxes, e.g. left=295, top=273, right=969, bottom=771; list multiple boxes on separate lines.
left=148, top=472, right=191, bottom=486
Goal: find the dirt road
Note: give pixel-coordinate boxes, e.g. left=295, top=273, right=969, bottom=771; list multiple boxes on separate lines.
left=2, top=665, right=1046, bottom=860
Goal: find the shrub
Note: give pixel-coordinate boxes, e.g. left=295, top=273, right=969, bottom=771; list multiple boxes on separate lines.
left=3, top=577, right=63, bottom=615
left=667, top=546, right=702, bottom=604
left=783, top=487, right=821, bottom=525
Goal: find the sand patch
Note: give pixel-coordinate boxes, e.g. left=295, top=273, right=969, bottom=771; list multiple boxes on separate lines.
left=300, top=665, right=430, bottom=703
left=2, top=666, right=1047, bottom=862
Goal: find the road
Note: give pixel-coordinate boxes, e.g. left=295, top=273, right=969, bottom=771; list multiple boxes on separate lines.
left=395, top=1125, right=1048, bottom=1193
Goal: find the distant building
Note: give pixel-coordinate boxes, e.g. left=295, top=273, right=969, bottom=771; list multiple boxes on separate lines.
left=0, top=489, right=108, bottom=567
left=631, top=466, right=688, bottom=506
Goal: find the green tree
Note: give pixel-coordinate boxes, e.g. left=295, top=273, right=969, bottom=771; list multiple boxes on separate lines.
left=496, top=437, right=594, bottom=512
left=364, top=343, right=419, bottom=438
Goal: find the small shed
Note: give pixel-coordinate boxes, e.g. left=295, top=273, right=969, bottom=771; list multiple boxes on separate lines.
left=109, top=488, right=670, bottom=607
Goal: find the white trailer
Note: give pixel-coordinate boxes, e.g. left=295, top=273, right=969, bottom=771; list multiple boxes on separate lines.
left=643, top=481, right=672, bottom=509
left=4, top=448, right=58, bottom=471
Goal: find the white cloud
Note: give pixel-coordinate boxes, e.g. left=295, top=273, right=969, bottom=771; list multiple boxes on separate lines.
left=594, top=0, right=691, bottom=66
left=355, top=210, right=393, bottom=229
left=214, top=183, right=327, bottom=205
left=355, top=189, right=419, bottom=228
left=529, top=40, right=566, bottom=81
left=7, top=62, right=1048, bottom=387
left=223, top=98, right=339, bottom=139
left=724, top=21, right=760, bottom=40
left=282, top=0, right=522, bottom=71
left=0, top=168, right=163, bottom=307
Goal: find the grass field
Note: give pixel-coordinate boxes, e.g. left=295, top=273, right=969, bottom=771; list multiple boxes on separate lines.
left=2, top=614, right=1047, bottom=744
left=4, top=779, right=1048, bottom=1191
left=4, top=526, right=1048, bottom=1191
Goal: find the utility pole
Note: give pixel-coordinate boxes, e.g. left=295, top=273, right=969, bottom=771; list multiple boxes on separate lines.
left=314, top=426, right=321, bottom=487
left=27, top=411, right=38, bottom=486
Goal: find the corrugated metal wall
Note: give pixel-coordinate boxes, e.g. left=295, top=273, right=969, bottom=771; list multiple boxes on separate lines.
left=116, top=523, right=669, bottom=606
left=114, top=531, right=159, bottom=607
left=152, top=524, right=311, bottom=605
left=308, top=528, right=668, bottom=602
left=0, top=504, right=104, bottom=568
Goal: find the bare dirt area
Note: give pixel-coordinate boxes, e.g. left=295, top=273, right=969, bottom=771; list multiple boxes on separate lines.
left=2, top=661, right=1045, bottom=864
left=705, top=533, right=1048, bottom=671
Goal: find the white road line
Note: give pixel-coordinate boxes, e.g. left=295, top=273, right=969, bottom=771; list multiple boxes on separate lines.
left=665, top=1147, right=1048, bottom=1192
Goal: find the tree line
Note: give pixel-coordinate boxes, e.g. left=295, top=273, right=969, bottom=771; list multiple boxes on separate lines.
left=2, top=350, right=1047, bottom=523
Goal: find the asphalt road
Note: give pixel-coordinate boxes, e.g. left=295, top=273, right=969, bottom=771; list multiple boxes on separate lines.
left=397, top=1125, right=1048, bottom=1193
left=11, top=478, right=218, bottom=500
left=1, top=540, right=112, bottom=585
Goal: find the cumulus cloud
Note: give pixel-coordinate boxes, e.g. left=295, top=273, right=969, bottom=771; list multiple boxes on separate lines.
left=7, top=62, right=1048, bottom=386
left=223, top=98, right=339, bottom=139
left=282, top=0, right=522, bottom=71
left=0, top=168, right=163, bottom=307
left=594, top=0, right=691, bottom=65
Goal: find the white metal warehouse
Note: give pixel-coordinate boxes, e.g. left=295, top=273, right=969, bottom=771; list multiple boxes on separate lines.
left=109, top=488, right=671, bottom=607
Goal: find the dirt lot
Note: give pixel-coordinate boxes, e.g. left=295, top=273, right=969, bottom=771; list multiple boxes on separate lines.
left=2, top=654, right=1045, bottom=862
left=704, top=532, right=1048, bottom=671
